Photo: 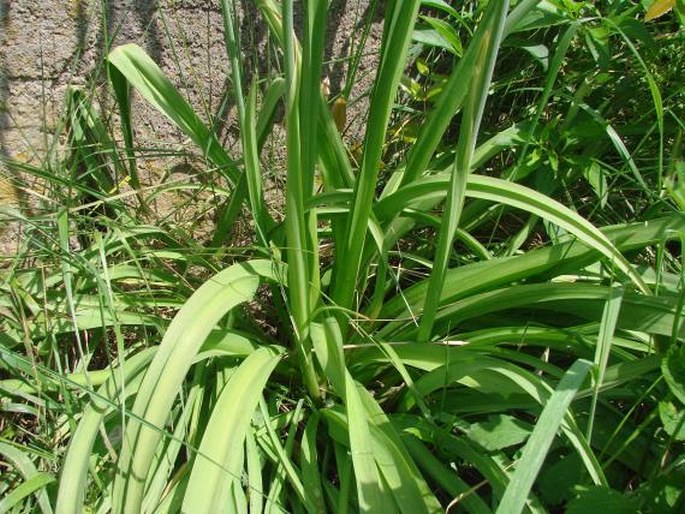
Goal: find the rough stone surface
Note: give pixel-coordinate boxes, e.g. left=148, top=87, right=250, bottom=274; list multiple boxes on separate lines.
left=0, top=0, right=381, bottom=251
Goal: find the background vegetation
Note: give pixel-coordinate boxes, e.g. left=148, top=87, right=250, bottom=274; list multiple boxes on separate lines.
left=1, top=0, right=684, bottom=512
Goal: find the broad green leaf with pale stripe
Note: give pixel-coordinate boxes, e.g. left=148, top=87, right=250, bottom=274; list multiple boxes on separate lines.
left=112, top=260, right=284, bottom=514
left=182, top=346, right=285, bottom=514
left=496, top=360, right=593, bottom=514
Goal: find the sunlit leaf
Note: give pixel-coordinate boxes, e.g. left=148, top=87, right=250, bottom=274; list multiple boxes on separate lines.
left=645, top=0, right=676, bottom=21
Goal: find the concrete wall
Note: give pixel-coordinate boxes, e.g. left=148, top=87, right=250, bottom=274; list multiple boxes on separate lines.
left=0, top=0, right=380, bottom=180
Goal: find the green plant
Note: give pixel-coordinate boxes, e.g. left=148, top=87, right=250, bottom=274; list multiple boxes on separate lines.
left=2, top=1, right=684, bottom=513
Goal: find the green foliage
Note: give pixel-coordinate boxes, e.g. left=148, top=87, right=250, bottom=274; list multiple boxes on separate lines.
left=1, top=0, right=684, bottom=512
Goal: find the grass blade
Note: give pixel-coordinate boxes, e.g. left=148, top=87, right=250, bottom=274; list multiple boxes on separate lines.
left=417, top=0, right=509, bottom=341
left=496, top=359, right=593, bottom=514
left=587, top=286, right=623, bottom=444
left=0, top=472, right=56, bottom=514
left=0, top=441, right=54, bottom=514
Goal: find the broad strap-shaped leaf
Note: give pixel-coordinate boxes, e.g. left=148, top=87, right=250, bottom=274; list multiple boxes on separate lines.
left=376, top=174, right=651, bottom=293
left=311, top=318, right=392, bottom=511
left=112, top=259, right=284, bottom=514
left=378, top=215, right=684, bottom=323
left=182, top=346, right=285, bottom=513
left=56, top=349, right=156, bottom=514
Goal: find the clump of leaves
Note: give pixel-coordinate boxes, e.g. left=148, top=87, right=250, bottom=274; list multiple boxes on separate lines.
left=2, top=1, right=684, bottom=513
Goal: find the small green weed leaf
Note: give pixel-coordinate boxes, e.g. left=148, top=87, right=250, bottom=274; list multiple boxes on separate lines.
left=581, top=160, right=608, bottom=208
left=418, top=15, right=462, bottom=55
left=416, top=58, right=430, bottom=76
left=662, top=344, right=685, bottom=404
left=467, top=414, right=533, bottom=451
left=566, top=486, right=638, bottom=514
left=658, top=400, right=685, bottom=440
left=413, top=28, right=456, bottom=54
left=537, top=454, right=584, bottom=506
left=496, top=359, right=593, bottom=514
left=638, top=468, right=685, bottom=513
left=505, top=1, right=569, bottom=34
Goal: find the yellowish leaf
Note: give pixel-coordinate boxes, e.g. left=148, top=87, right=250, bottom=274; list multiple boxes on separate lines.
left=332, top=97, right=347, bottom=133
left=645, top=0, right=676, bottom=21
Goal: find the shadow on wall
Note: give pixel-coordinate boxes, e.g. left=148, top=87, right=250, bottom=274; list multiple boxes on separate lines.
left=87, top=0, right=164, bottom=114
left=95, top=0, right=163, bottom=71
left=0, top=0, right=165, bottom=155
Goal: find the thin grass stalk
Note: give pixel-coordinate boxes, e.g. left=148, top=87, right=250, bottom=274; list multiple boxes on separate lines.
left=107, top=65, right=142, bottom=202
left=332, top=0, right=421, bottom=314
left=587, top=286, right=623, bottom=445
left=282, top=0, right=321, bottom=400
left=220, top=0, right=272, bottom=247
left=417, top=1, right=509, bottom=342
left=504, top=23, right=577, bottom=256
left=301, top=0, right=328, bottom=309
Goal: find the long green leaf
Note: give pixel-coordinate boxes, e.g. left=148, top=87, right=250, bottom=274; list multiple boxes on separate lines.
left=282, top=0, right=321, bottom=400
left=418, top=0, right=509, bottom=341
left=182, top=346, right=285, bottom=513
left=378, top=215, right=684, bottom=324
left=496, top=359, right=593, bottom=514
left=376, top=174, right=651, bottom=293
left=111, top=260, right=283, bottom=513
left=107, top=44, right=238, bottom=185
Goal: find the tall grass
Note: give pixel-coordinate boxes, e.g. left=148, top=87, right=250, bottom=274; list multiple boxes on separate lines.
left=1, top=1, right=684, bottom=513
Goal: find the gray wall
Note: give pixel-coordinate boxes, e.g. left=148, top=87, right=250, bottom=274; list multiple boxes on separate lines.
left=0, top=0, right=380, bottom=169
